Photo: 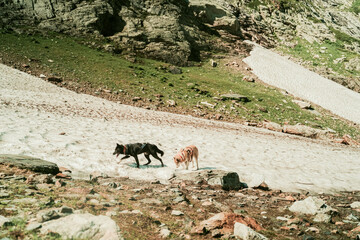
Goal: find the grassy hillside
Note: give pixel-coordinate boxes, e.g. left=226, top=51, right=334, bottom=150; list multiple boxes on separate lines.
left=0, top=29, right=359, bottom=140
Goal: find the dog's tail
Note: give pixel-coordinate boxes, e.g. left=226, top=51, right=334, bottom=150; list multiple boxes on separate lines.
left=156, top=147, right=164, bottom=157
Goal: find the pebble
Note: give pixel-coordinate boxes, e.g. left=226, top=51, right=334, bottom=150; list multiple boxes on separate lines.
left=171, top=210, right=184, bottom=216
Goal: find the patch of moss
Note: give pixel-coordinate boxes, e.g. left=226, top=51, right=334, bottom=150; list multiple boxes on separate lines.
left=351, top=0, right=360, bottom=14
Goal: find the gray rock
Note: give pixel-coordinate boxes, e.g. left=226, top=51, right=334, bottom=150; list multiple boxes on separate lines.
left=159, top=227, right=171, bottom=238
left=37, top=209, right=60, bottom=223
left=0, top=193, right=10, bottom=198
left=289, top=196, right=333, bottom=215
left=313, top=213, right=331, bottom=223
left=351, top=201, right=360, bottom=209
left=171, top=210, right=184, bottom=216
left=0, top=155, right=59, bottom=174
left=233, top=222, right=268, bottom=240
left=345, top=213, right=359, bottom=222
left=173, top=170, right=245, bottom=190
left=13, top=198, right=38, bottom=205
left=0, top=215, right=11, bottom=227
left=173, top=196, right=186, bottom=204
left=26, top=222, right=42, bottom=231
left=292, top=100, right=312, bottom=109
left=40, top=213, right=123, bottom=240
left=140, top=198, right=162, bottom=205
left=221, top=94, right=250, bottom=102
left=59, top=206, right=73, bottom=215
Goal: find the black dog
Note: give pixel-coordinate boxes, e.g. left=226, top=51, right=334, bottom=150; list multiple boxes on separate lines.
left=113, top=143, right=164, bottom=168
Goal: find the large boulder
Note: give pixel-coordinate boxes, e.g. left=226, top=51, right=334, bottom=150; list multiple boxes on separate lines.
left=289, top=196, right=334, bottom=215
left=40, top=213, right=123, bottom=240
left=234, top=222, right=268, bottom=240
left=0, top=154, right=59, bottom=174
left=173, top=170, right=246, bottom=190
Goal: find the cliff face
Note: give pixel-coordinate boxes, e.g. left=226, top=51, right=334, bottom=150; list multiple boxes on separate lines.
left=0, top=0, right=359, bottom=65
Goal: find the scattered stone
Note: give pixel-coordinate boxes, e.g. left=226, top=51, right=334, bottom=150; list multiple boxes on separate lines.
left=292, top=100, right=312, bottom=109
left=192, top=212, right=263, bottom=235
left=211, top=59, right=217, bottom=67
left=13, top=198, right=38, bottom=205
left=55, top=179, right=65, bottom=187
left=167, top=100, right=176, bottom=107
left=214, top=114, right=223, bottom=120
left=346, top=213, right=359, bottom=222
left=243, top=76, right=255, bottom=82
left=39, top=74, right=46, bottom=78
left=253, top=181, right=269, bottom=191
left=337, top=135, right=360, bottom=145
left=351, top=202, right=360, bottom=209
left=287, top=217, right=301, bottom=225
left=47, top=76, right=62, bottom=83
left=276, top=216, right=289, bottom=221
left=285, top=196, right=296, bottom=202
left=40, top=213, right=123, bottom=240
left=0, top=193, right=10, bottom=198
left=37, top=209, right=60, bottom=223
left=263, top=121, right=282, bottom=132
left=171, top=210, right=184, bottom=216
left=173, top=196, right=186, bottom=204
left=140, top=198, right=162, bottom=205
left=159, top=227, right=171, bottom=238
left=0, top=155, right=59, bottom=174
left=89, top=172, right=109, bottom=182
left=168, top=66, right=182, bottom=74
left=283, top=124, right=323, bottom=138
left=352, top=226, right=360, bottom=232
left=200, top=101, right=216, bottom=108
left=0, top=215, right=11, bottom=227
left=59, top=206, right=73, bottom=215
left=306, top=227, right=320, bottom=233
left=55, top=173, right=71, bottom=179
left=313, top=213, right=331, bottom=223
left=221, top=94, right=250, bottom=102
left=26, top=222, right=42, bottom=231
left=233, top=222, right=268, bottom=240
left=289, top=197, right=333, bottom=215
left=132, top=97, right=142, bottom=102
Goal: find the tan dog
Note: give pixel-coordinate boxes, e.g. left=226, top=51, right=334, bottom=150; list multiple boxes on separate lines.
left=173, top=145, right=199, bottom=170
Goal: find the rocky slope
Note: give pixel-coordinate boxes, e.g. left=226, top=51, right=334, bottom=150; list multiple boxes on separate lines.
left=1, top=0, right=359, bottom=63
left=0, top=157, right=360, bottom=239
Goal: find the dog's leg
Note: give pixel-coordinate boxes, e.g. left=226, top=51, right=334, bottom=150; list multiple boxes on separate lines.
left=133, top=155, right=140, bottom=168
left=151, top=153, right=164, bottom=167
left=144, top=153, right=151, bottom=165
left=195, top=155, right=199, bottom=170
left=120, top=155, right=130, bottom=161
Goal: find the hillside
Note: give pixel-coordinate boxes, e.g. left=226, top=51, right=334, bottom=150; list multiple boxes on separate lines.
left=1, top=0, right=359, bottom=91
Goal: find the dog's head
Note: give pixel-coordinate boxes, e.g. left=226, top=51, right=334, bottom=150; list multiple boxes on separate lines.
left=173, top=156, right=181, bottom=168
left=173, top=149, right=185, bottom=168
left=113, top=143, right=124, bottom=157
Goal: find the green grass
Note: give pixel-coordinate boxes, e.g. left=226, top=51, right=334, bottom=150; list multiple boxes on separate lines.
left=283, top=37, right=360, bottom=76
left=0, top=29, right=359, bottom=139
left=351, top=0, right=360, bottom=14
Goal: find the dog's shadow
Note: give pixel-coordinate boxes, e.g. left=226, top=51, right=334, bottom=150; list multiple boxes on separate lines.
left=127, top=163, right=168, bottom=169
left=198, top=167, right=216, bottom=170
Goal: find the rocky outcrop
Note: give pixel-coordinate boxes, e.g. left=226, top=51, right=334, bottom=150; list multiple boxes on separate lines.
left=0, top=154, right=59, bottom=174
left=0, top=0, right=359, bottom=65
left=0, top=0, right=215, bottom=65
